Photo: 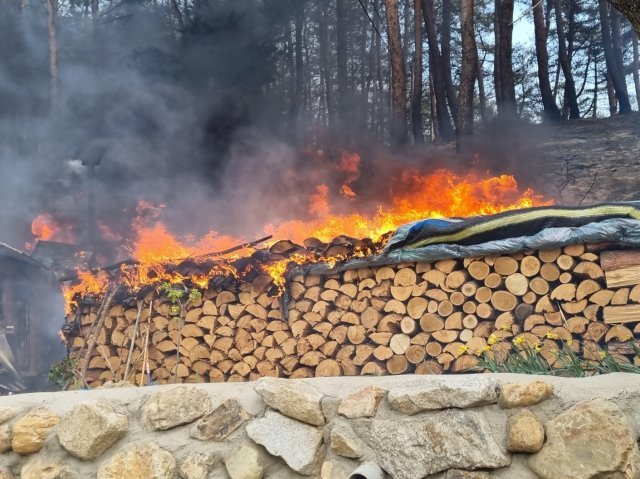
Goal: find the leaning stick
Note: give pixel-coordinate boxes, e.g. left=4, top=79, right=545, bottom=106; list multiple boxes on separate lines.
left=80, top=285, right=121, bottom=382
left=139, top=299, right=154, bottom=386
left=123, top=300, right=144, bottom=382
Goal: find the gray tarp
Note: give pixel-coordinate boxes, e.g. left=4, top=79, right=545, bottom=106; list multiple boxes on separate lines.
left=299, top=218, right=640, bottom=276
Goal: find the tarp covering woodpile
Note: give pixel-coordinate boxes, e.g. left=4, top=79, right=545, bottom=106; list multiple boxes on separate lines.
left=304, top=202, right=640, bottom=275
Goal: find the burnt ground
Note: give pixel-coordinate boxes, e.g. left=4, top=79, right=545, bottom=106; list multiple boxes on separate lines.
left=531, top=113, right=640, bottom=205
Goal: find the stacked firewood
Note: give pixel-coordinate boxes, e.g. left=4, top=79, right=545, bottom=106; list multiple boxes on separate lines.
left=69, top=242, right=640, bottom=387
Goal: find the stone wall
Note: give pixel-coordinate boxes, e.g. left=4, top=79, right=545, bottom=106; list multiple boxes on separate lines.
left=67, top=242, right=640, bottom=387
left=0, top=373, right=639, bottom=478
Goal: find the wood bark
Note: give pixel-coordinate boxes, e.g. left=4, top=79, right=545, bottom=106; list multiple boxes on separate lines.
left=496, top=0, right=517, bottom=116
left=554, top=0, right=580, bottom=119
left=441, top=0, right=459, bottom=125
left=385, top=0, right=408, bottom=145
left=533, top=0, right=562, bottom=121
left=411, top=0, right=424, bottom=143
left=633, top=33, right=640, bottom=108
left=457, top=0, right=478, bottom=137
left=319, top=3, right=334, bottom=126
left=599, top=0, right=633, bottom=114
left=421, top=0, right=454, bottom=139
left=609, top=0, right=640, bottom=37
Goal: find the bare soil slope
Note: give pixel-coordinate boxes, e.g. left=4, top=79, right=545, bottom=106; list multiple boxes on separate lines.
left=533, top=113, right=640, bottom=205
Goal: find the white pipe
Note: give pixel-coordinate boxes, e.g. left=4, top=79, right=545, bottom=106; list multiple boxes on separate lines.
left=348, top=463, right=385, bottom=479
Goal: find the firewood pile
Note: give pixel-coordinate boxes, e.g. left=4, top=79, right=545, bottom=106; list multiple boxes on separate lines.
left=66, top=241, right=640, bottom=387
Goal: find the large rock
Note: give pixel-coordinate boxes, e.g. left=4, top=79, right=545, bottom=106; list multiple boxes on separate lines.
left=338, top=386, right=385, bottom=419
left=178, top=452, right=218, bottom=479
left=189, top=399, right=251, bottom=441
left=97, top=442, right=177, bottom=479
left=353, top=409, right=510, bottom=479
left=0, top=408, right=17, bottom=425
left=141, top=386, right=211, bottom=431
left=0, top=468, right=13, bottom=479
left=388, top=376, right=499, bottom=414
left=21, top=458, right=78, bottom=479
left=507, top=409, right=544, bottom=453
left=330, top=423, right=362, bottom=458
left=11, top=408, right=60, bottom=455
left=498, top=380, right=553, bottom=408
left=529, top=399, right=640, bottom=479
left=0, top=424, right=11, bottom=453
left=225, top=444, right=265, bottom=479
left=246, top=410, right=324, bottom=475
left=254, top=378, right=325, bottom=426
left=58, top=400, right=129, bottom=460
left=445, top=470, right=492, bottom=479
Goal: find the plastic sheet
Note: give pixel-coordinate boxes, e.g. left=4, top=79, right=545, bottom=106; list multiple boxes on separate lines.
left=300, top=218, right=640, bottom=276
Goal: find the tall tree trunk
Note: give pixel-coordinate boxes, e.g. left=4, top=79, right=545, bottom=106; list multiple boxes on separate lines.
left=554, top=0, right=580, bottom=119
left=476, top=55, right=488, bottom=121
left=493, top=0, right=502, bottom=106
left=403, top=0, right=412, bottom=62
left=294, top=5, right=304, bottom=117
left=633, top=33, right=640, bottom=108
left=169, top=0, right=185, bottom=32
left=592, top=58, right=599, bottom=118
left=441, top=0, right=459, bottom=124
left=496, top=0, right=517, bottom=116
left=429, top=71, right=438, bottom=140
left=457, top=0, right=477, bottom=137
left=385, top=0, right=408, bottom=145
left=411, top=0, right=424, bottom=143
left=533, top=0, right=561, bottom=121
left=360, top=1, right=369, bottom=129
left=44, top=0, right=58, bottom=109
left=598, top=0, right=632, bottom=114
left=374, top=0, right=384, bottom=136
left=607, top=72, right=618, bottom=114
left=336, top=0, right=348, bottom=113
left=319, top=3, right=334, bottom=126
left=91, top=0, right=98, bottom=22
left=611, top=8, right=630, bottom=101
left=421, top=0, right=454, bottom=139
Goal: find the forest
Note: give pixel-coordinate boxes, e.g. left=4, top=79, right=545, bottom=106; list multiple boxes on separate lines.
left=0, top=0, right=639, bottom=246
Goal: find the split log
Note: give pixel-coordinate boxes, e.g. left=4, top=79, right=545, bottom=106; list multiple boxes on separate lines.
left=420, top=313, right=444, bottom=333
left=603, top=305, right=640, bottom=324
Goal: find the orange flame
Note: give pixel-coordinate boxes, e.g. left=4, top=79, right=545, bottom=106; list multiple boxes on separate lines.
left=58, top=160, right=553, bottom=312
left=26, top=214, right=75, bottom=250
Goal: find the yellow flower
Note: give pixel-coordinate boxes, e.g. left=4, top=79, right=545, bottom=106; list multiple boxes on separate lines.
left=458, top=345, right=468, bottom=355
left=501, top=324, right=510, bottom=331
left=624, top=335, right=633, bottom=341
left=482, top=345, right=491, bottom=351
left=599, top=351, right=607, bottom=359
left=513, top=335, right=525, bottom=345
left=567, top=339, right=574, bottom=346
left=546, top=332, right=560, bottom=340
left=534, top=344, right=542, bottom=352
left=488, top=333, right=498, bottom=345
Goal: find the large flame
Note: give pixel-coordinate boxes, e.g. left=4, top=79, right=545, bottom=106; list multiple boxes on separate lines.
left=47, top=157, right=552, bottom=312
left=26, top=213, right=75, bottom=250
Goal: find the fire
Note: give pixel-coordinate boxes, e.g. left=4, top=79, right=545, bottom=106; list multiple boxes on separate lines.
left=266, top=169, right=550, bottom=244
left=26, top=214, right=75, bottom=250
left=51, top=157, right=552, bottom=312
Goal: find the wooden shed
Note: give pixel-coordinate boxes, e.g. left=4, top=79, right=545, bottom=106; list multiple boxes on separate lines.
left=0, top=243, right=66, bottom=391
